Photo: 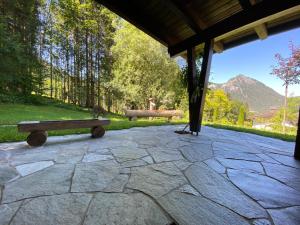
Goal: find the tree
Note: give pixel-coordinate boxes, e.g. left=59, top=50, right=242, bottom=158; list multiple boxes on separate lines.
left=271, top=42, right=300, bottom=133
left=237, top=105, right=245, bottom=126
left=111, top=21, right=180, bottom=110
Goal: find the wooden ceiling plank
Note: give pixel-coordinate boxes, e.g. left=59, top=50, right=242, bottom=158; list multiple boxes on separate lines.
left=213, top=41, right=224, bottom=53
left=254, top=23, right=268, bottom=39
left=239, top=0, right=268, bottom=40
left=168, top=0, right=300, bottom=56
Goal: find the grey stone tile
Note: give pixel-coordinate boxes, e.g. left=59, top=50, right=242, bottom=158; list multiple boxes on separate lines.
left=150, top=149, right=184, bottom=163
left=262, top=162, right=300, bottom=192
left=228, top=169, right=300, bottom=208
left=16, top=161, right=54, bottom=176
left=0, top=165, right=18, bottom=185
left=268, top=206, right=300, bottom=225
left=159, top=190, right=250, bottom=225
left=204, top=158, right=226, bottom=174
left=82, top=153, right=113, bottom=163
left=185, top=163, right=267, bottom=219
left=181, top=143, right=213, bottom=162
left=10, top=193, right=92, bottom=225
left=217, top=158, right=264, bottom=174
left=121, top=159, right=147, bottom=168
left=2, top=164, right=74, bottom=203
left=71, top=160, right=126, bottom=193
left=0, top=201, right=22, bottom=225
left=83, top=192, right=172, bottom=225
left=127, top=162, right=186, bottom=199
left=110, top=146, right=148, bottom=162
left=267, top=153, right=300, bottom=169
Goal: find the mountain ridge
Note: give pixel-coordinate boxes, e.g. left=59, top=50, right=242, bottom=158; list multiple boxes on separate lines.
left=209, top=74, right=285, bottom=113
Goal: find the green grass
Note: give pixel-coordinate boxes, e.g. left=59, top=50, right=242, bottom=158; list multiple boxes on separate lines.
left=0, top=103, right=296, bottom=143
left=0, top=103, right=186, bottom=142
left=204, top=123, right=296, bottom=142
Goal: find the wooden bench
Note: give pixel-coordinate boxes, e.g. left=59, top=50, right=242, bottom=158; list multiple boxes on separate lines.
left=125, top=110, right=183, bottom=121
left=18, top=119, right=110, bottom=147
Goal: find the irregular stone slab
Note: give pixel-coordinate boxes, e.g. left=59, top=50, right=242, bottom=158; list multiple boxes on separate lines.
left=55, top=147, right=87, bottom=163
left=0, top=165, right=18, bottom=185
left=214, top=150, right=263, bottom=161
left=142, top=156, right=154, bottom=164
left=181, top=143, right=213, bottom=162
left=16, top=161, right=54, bottom=176
left=0, top=201, right=22, bottom=225
left=172, top=159, right=192, bottom=171
left=3, top=164, right=74, bottom=203
left=103, top=174, right=129, bottom=192
left=82, top=153, right=113, bottom=163
left=10, top=193, right=92, bottom=225
left=71, top=160, right=126, bottom=193
left=217, top=158, right=264, bottom=174
left=185, top=163, right=267, bottom=219
left=150, top=149, right=184, bottom=163
left=252, top=219, right=272, bottom=225
left=9, top=149, right=57, bottom=166
left=262, top=162, right=300, bottom=192
left=83, top=193, right=172, bottom=225
left=213, top=141, right=261, bottom=154
left=127, top=162, right=187, bottom=199
left=228, top=169, right=300, bottom=208
left=121, top=159, right=147, bottom=168
left=256, top=153, right=280, bottom=164
left=268, top=153, right=300, bottom=169
left=110, top=146, right=148, bottom=162
left=204, top=158, right=226, bottom=174
left=268, top=206, right=300, bottom=225
left=158, top=190, right=249, bottom=225
left=178, top=184, right=200, bottom=196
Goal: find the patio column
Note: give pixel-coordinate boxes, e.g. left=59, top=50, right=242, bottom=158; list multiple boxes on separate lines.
left=187, top=40, right=213, bottom=135
left=294, top=107, right=300, bottom=159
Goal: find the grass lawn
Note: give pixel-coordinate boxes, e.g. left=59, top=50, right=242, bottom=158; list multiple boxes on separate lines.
left=0, top=103, right=296, bottom=143
left=0, top=103, right=187, bottom=142
left=205, top=123, right=296, bottom=142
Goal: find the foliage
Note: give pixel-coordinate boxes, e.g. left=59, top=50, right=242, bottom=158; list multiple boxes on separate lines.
left=271, top=42, right=300, bottom=132
left=111, top=21, right=181, bottom=111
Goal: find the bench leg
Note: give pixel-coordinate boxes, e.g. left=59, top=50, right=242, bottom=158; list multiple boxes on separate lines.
left=27, top=131, right=48, bottom=147
left=91, top=126, right=105, bottom=138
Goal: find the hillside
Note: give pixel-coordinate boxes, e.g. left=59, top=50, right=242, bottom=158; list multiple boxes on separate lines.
left=210, top=75, right=284, bottom=113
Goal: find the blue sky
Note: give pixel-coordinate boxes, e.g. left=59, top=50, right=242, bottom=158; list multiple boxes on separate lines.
left=210, top=27, right=300, bottom=96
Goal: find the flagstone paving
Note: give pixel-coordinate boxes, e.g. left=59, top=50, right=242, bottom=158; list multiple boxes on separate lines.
left=0, top=125, right=299, bottom=225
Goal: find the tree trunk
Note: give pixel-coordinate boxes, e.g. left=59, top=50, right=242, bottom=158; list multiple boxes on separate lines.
left=283, top=84, right=288, bottom=133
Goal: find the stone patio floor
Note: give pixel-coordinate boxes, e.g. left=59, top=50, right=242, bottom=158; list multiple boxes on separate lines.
left=0, top=125, right=299, bottom=225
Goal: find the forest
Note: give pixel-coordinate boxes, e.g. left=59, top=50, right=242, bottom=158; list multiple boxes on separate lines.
left=0, top=0, right=298, bottom=135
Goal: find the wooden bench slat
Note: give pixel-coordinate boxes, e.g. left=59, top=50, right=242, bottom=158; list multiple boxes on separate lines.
left=18, top=119, right=110, bottom=132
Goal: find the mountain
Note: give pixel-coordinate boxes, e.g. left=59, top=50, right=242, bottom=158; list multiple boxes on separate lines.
left=209, top=75, right=284, bottom=113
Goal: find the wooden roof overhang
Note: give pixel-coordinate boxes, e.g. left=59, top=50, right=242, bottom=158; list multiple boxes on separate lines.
left=95, top=0, right=300, bottom=57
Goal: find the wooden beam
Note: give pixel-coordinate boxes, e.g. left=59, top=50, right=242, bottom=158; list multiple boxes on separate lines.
left=213, top=41, right=223, bottom=53
left=239, top=0, right=269, bottom=40
left=254, top=23, right=268, bottom=39
left=168, top=0, right=299, bottom=56
left=294, top=107, right=300, bottom=160
left=187, top=40, right=213, bottom=134
left=168, top=0, right=203, bottom=33
left=187, top=47, right=197, bottom=132
left=196, top=40, right=213, bottom=132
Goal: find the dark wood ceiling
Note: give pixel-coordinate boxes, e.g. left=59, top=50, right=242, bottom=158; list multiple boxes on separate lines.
left=95, top=0, right=300, bottom=56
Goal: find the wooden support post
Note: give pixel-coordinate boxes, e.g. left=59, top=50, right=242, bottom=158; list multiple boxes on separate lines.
left=197, top=40, right=213, bottom=132
left=187, top=40, right=213, bottom=134
left=294, top=107, right=300, bottom=159
left=187, top=47, right=197, bottom=133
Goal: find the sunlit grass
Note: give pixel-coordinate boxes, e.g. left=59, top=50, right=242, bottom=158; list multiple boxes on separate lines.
left=0, top=103, right=296, bottom=143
